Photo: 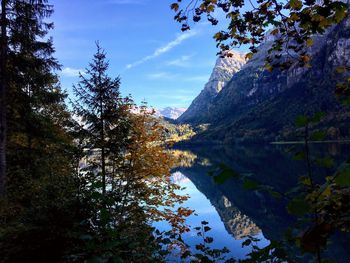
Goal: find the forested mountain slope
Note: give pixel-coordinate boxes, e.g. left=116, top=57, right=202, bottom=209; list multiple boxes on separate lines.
left=182, top=14, right=350, bottom=143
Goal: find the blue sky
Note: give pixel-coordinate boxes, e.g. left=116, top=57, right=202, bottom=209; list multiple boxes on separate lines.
left=51, top=0, right=236, bottom=109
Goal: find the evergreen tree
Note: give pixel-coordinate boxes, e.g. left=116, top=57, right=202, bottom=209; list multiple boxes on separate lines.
left=0, top=0, right=68, bottom=195
left=2, top=0, right=76, bottom=207
left=71, top=46, right=192, bottom=262
left=0, top=1, right=80, bottom=261
left=72, top=43, right=131, bottom=196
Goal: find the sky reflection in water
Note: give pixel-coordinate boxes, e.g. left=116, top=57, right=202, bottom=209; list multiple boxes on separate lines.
left=154, top=170, right=269, bottom=260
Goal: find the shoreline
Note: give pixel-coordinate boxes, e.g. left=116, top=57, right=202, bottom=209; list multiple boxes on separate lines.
left=270, top=140, right=350, bottom=145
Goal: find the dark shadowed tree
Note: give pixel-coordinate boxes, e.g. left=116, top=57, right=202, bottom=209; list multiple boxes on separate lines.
left=0, top=1, right=81, bottom=261
left=0, top=0, right=8, bottom=196
left=0, top=0, right=65, bottom=196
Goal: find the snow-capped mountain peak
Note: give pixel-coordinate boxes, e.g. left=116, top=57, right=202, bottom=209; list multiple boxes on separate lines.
left=155, top=107, right=187, bottom=120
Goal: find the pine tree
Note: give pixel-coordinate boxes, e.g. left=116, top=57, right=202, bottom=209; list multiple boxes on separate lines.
left=0, top=1, right=79, bottom=261
left=72, top=43, right=131, bottom=196
left=0, top=0, right=67, bottom=196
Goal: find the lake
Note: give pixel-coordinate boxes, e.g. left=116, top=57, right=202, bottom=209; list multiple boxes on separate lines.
left=156, top=143, right=350, bottom=262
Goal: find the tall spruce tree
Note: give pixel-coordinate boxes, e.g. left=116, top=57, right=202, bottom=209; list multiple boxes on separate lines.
left=0, top=1, right=79, bottom=261
left=72, top=43, right=131, bottom=195
left=0, top=0, right=67, bottom=196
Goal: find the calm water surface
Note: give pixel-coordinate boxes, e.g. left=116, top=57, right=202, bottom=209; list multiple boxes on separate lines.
left=156, top=143, right=350, bottom=262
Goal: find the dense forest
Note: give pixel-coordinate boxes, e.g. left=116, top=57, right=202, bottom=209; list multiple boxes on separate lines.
left=1, top=0, right=350, bottom=262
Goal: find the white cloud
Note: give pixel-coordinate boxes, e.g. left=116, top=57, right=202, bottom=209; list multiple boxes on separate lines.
left=61, top=67, right=85, bottom=77
left=145, top=71, right=209, bottom=82
left=126, top=31, right=197, bottom=69
left=146, top=72, right=176, bottom=80
left=167, top=55, right=193, bottom=67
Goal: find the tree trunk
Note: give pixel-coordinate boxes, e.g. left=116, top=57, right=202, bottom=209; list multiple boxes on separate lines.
left=0, top=0, right=7, bottom=197
left=100, top=91, right=106, bottom=196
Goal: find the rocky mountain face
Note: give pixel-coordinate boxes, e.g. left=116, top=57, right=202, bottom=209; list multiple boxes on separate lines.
left=183, top=13, right=350, bottom=143
left=177, top=51, right=246, bottom=124
left=155, top=107, right=187, bottom=120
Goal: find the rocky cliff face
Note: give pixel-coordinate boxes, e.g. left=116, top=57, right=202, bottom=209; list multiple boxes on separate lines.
left=177, top=51, right=246, bottom=124
left=185, top=12, right=350, bottom=143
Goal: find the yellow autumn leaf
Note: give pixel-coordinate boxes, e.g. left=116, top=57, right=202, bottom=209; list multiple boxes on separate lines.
left=213, top=32, right=222, bottom=40
left=321, top=186, right=331, bottom=198
left=270, top=28, right=279, bottom=35
left=336, top=66, right=346, bottom=74
left=265, top=63, right=273, bottom=72
left=170, top=3, right=179, bottom=12
left=245, top=52, right=254, bottom=60
left=306, top=38, right=314, bottom=47
left=289, top=13, right=300, bottom=21
left=301, top=54, right=310, bottom=63
left=290, top=0, right=302, bottom=10
left=207, top=5, right=215, bottom=13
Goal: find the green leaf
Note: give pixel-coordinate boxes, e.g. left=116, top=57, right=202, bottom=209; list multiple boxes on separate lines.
left=91, top=191, right=103, bottom=200
left=295, top=115, right=308, bottom=127
left=300, top=176, right=312, bottom=186
left=316, top=157, right=334, bottom=168
left=100, top=208, right=110, bottom=224
left=334, top=8, right=347, bottom=22
left=294, top=151, right=305, bottom=161
left=269, top=190, right=282, bottom=199
left=287, top=197, right=311, bottom=216
left=310, top=112, right=325, bottom=123
left=213, top=166, right=239, bottom=184
left=92, top=181, right=104, bottom=189
left=310, top=130, right=326, bottom=141
left=335, top=166, right=350, bottom=187
left=243, top=179, right=259, bottom=190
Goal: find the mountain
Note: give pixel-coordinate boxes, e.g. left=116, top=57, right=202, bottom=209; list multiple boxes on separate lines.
left=177, top=51, right=246, bottom=124
left=155, top=107, right=187, bottom=120
left=181, top=13, right=350, bottom=143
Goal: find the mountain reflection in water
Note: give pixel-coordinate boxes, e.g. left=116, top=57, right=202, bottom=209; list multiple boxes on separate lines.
left=163, top=143, right=350, bottom=262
